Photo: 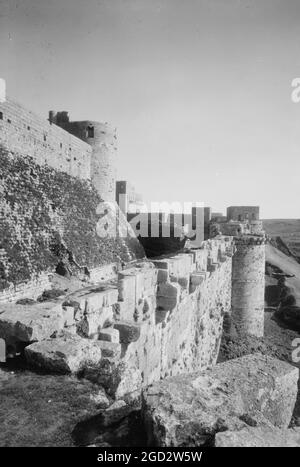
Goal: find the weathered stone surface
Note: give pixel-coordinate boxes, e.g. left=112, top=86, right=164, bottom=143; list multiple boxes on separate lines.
left=215, top=426, right=300, bottom=447
left=89, top=387, right=111, bottom=409
left=25, top=334, right=102, bottom=374
left=142, top=354, right=299, bottom=446
left=156, top=269, right=169, bottom=283
left=96, top=341, right=121, bottom=359
left=79, top=307, right=113, bottom=338
left=98, top=327, right=119, bottom=343
left=0, top=301, right=65, bottom=343
left=84, top=358, right=143, bottom=400
left=114, top=321, right=141, bottom=344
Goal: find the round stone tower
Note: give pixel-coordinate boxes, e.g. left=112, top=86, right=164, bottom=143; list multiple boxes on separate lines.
left=52, top=115, right=117, bottom=202
left=231, top=235, right=266, bottom=337
left=73, top=121, right=117, bottom=203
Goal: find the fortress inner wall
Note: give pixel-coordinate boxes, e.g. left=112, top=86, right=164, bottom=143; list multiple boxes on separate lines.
left=0, top=148, right=144, bottom=300
left=0, top=98, right=92, bottom=180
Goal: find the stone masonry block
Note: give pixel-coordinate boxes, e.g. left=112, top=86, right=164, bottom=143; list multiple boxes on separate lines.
left=98, top=327, right=120, bottom=343
left=81, top=306, right=113, bottom=338
left=143, top=354, right=299, bottom=447
left=157, top=269, right=169, bottom=284
left=0, top=302, right=65, bottom=343
left=25, top=334, right=102, bottom=374
left=190, top=272, right=206, bottom=286
left=96, top=341, right=121, bottom=359
left=114, top=321, right=141, bottom=344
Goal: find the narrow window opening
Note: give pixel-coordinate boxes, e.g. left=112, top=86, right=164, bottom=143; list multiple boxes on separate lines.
left=7, top=119, right=11, bottom=124
left=87, top=125, right=94, bottom=138
left=60, top=142, right=63, bottom=149
left=0, top=112, right=3, bottom=120
left=27, top=126, right=30, bottom=130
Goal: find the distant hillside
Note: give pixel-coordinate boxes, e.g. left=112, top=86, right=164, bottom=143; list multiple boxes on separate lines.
left=265, top=244, right=300, bottom=332
left=263, top=219, right=300, bottom=259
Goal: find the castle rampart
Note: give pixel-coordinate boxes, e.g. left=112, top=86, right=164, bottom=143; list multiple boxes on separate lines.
left=231, top=235, right=266, bottom=337
left=0, top=97, right=92, bottom=180
left=0, top=236, right=233, bottom=396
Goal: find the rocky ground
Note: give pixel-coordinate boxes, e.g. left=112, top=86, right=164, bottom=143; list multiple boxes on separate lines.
left=219, top=311, right=300, bottom=427
left=0, top=307, right=299, bottom=447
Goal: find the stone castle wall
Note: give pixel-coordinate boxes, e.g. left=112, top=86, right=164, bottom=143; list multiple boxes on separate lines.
left=0, top=236, right=234, bottom=398
left=116, top=243, right=232, bottom=393
left=0, top=97, right=92, bottom=180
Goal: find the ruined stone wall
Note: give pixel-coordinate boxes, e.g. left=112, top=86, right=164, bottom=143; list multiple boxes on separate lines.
left=231, top=236, right=266, bottom=337
left=0, top=98, right=92, bottom=180
left=75, top=237, right=234, bottom=397
left=249, top=220, right=263, bottom=235
left=0, top=149, right=144, bottom=299
left=0, top=236, right=235, bottom=398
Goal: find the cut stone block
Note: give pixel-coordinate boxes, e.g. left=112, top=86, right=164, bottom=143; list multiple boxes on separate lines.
left=157, top=269, right=169, bottom=283
left=96, top=341, right=121, bottom=359
left=81, top=306, right=113, bottom=337
left=0, top=302, right=65, bottom=343
left=65, top=286, right=118, bottom=315
left=118, top=271, right=136, bottom=303
left=62, top=306, right=75, bottom=327
left=114, top=321, right=141, bottom=344
left=156, top=282, right=180, bottom=311
left=113, top=300, right=135, bottom=322
left=142, top=354, right=299, bottom=447
left=98, top=327, right=119, bottom=343
left=157, top=282, right=180, bottom=298
left=190, top=272, right=206, bottom=286
left=25, top=334, right=102, bottom=374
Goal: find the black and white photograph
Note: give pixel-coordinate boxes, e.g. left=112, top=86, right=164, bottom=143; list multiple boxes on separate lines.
left=0, top=0, right=300, bottom=453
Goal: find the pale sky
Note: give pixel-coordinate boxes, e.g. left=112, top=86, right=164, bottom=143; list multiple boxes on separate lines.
left=1, top=0, right=300, bottom=218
